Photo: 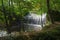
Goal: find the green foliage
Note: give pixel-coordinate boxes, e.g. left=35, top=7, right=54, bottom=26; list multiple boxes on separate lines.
left=0, top=0, right=48, bottom=26
left=0, top=0, right=47, bottom=16
left=50, top=0, right=60, bottom=11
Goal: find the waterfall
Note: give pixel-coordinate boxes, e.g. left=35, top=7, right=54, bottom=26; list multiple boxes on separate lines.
left=24, top=12, right=47, bottom=31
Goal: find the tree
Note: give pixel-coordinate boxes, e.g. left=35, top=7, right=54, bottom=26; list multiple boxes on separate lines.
left=1, top=0, right=8, bottom=27
left=47, top=0, right=54, bottom=24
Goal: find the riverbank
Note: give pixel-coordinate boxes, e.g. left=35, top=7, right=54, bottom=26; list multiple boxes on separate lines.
left=0, top=23, right=60, bottom=40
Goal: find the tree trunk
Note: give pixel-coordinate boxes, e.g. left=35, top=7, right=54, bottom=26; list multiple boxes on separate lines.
left=1, top=0, right=9, bottom=31
left=46, top=0, right=54, bottom=24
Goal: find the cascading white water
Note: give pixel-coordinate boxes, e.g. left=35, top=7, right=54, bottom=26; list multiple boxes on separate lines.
left=24, top=12, right=47, bottom=31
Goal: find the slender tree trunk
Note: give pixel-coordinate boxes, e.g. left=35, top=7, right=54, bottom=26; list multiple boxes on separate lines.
left=19, top=0, right=25, bottom=31
left=1, top=0, right=8, bottom=29
left=41, top=7, right=43, bottom=27
left=6, top=0, right=13, bottom=33
left=46, top=0, right=54, bottom=24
